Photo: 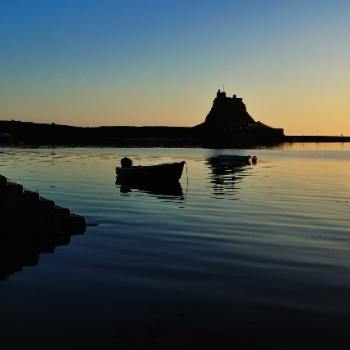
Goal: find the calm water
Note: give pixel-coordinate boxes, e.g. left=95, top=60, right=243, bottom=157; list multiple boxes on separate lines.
left=0, top=144, right=349, bottom=348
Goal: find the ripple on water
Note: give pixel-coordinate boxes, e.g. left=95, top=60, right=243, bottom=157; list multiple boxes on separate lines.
left=0, top=145, right=350, bottom=346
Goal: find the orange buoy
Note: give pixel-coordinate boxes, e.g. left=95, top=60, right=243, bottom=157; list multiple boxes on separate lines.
left=252, top=155, right=258, bottom=164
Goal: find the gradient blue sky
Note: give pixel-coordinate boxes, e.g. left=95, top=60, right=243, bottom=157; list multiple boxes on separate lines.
left=1, top=0, right=349, bottom=134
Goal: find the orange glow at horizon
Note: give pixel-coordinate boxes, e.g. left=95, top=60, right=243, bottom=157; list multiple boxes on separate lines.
left=1, top=1, right=350, bottom=136
left=1, top=85, right=349, bottom=136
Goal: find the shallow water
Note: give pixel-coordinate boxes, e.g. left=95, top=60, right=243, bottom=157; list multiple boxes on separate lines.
left=0, top=144, right=349, bottom=348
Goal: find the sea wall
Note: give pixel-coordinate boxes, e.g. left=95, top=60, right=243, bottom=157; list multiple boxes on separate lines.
left=0, top=174, right=86, bottom=234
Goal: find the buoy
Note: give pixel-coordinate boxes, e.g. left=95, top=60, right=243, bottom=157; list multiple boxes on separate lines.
left=252, top=155, right=258, bottom=164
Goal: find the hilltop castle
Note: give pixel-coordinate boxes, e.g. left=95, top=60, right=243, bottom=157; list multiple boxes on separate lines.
left=204, top=89, right=255, bottom=129
left=194, top=89, right=284, bottom=144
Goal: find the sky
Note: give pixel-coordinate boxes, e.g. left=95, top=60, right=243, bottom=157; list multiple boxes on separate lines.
left=0, top=0, right=349, bottom=135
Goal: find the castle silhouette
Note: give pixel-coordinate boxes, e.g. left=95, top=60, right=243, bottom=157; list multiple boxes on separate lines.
left=194, top=89, right=284, bottom=144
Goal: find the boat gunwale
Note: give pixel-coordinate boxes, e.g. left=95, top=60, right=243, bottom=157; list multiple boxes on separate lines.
left=115, top=161, right=185, bottom=182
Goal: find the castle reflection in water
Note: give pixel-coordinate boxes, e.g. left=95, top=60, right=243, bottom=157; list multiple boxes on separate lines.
left=206, top=155, right=252, bottom=198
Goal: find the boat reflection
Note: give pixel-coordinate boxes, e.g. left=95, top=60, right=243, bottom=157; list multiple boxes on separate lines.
left=116, top=178, right=184, bottom=201
left=0, top=229, right=73, bottom=280
left=206, top=155, right=251, bottom=198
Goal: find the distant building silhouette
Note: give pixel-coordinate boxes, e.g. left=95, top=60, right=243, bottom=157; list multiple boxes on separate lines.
left=204, top=89, right=256, bottom=129
left=194, top=90, right=284, bottom=145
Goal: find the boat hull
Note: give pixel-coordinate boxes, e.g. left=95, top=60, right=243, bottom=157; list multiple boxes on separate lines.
left=116, top=161, right=185, bottom=182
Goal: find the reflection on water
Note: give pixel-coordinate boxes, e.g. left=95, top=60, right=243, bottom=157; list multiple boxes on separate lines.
left=206, top=155, right=251, bottom=198
left=116, top=178, right=184, bottom=201
left=0, top=196, right=85, bottom=280
left=0, top=145, right=349, bottom=347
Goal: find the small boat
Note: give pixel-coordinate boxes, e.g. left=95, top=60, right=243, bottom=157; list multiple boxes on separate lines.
left=116, top=161, right=185, bottom=182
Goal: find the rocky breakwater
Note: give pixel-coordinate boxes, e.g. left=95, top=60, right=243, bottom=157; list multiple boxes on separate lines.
left=0, top=174, right=86, bottom=279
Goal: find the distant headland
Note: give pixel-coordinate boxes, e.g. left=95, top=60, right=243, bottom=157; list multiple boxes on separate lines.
left=0, top=90, right=348, bottom=147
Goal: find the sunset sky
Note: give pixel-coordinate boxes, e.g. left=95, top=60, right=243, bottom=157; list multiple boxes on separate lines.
left=0, top=0, right=349, bottom=135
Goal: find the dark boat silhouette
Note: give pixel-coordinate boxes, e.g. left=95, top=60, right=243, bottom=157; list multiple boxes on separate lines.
left=116, top=161, right=185, bottom=182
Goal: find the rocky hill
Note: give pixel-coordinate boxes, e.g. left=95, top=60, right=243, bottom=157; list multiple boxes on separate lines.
left=194, top=90, right=284, bottom=145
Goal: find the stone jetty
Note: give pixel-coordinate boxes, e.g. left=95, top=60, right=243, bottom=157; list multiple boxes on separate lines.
left=0, top=174, right=86, bottom=280
left=0, top=174, right=86, bottom=235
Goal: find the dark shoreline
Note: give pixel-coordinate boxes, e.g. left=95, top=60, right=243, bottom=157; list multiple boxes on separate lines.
left=0, top=120, right=349, bottom=147
left=284, top=135, right=350, bottom=142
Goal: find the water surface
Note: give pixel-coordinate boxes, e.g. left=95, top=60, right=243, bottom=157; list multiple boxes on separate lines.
left=0, top=144, right=349, bottom=348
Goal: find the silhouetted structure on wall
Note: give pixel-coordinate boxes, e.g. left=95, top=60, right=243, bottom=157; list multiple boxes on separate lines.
left=194, top=90, right=284, bottom=145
